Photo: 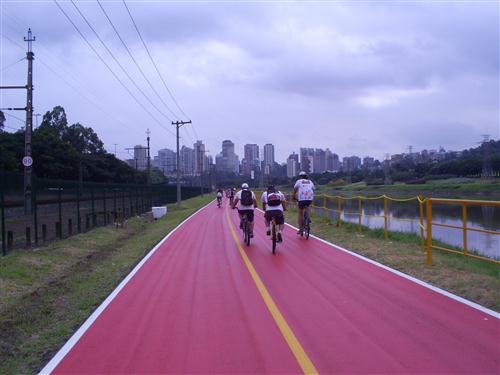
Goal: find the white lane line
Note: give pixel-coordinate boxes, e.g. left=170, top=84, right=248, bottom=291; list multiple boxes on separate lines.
left=39, top=201, right=215, bottom=375
left=256, top=207, right=499, bottom=319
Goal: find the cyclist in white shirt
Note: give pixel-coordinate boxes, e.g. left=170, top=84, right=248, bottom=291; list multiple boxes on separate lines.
left=261, top=185, right=287, bottom=243
left=232, top=183, right=257, bottom=237
left=293, top=171, right=315, bottom=235
left=216, top=189, right=223, bottom=207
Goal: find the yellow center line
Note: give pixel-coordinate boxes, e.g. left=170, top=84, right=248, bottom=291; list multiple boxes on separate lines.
left=225, top=208, right=319, bottom=375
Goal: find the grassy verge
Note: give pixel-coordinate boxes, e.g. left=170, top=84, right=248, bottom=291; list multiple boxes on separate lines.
left=0, top=195, right=212, bottom=375
left=287, top=207, right=499, bottom=312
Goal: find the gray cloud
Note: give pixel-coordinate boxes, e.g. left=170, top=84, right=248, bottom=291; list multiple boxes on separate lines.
left=1, top=1, right=498, bottom=163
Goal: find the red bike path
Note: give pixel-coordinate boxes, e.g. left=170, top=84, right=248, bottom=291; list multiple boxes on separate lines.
left=42, top=200, right=499, bottom=374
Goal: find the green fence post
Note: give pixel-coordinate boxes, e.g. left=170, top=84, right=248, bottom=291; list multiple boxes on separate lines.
left=103, top=188, right=107, bottom=225
left=122, top=189, right=126, bottom=218
left=91, top=188, right=96, bottom=227
left=58, top=187, right=63, bottom=239
left=1, top=173, right=6, bottom=256
left=33, top=182, right=38, bottom=246
left=77, top=185, right=81, bottom=233
left=113, top=189, right=117, bottom=222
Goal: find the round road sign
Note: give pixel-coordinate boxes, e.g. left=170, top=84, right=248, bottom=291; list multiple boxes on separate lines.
left=22, top=156, right=33, bottom=167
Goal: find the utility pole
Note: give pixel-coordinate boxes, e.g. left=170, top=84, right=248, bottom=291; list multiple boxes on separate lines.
left=34, top=113, right=41, bottom=128
left=146, top=129, right=151, bottom=185
left=113, top=143, right=118, bottom=156
left=24, top=29, right=35, bottom=214
left=172, top=120, right=191, bottom=208
left=0, top=29, right=36, bottom=214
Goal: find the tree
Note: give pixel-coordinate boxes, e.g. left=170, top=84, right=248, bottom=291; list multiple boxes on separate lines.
left=63, top=123, right=104, bottom=155
left=40, top=106, right=68, bottom=138
left=0, top=110, right=5, bottom=132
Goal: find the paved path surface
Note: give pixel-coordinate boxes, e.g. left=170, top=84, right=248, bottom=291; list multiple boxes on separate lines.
left=43, top=200, right=499, bottom=374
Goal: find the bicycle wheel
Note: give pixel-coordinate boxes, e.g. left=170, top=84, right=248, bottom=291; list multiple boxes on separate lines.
left=305, top=213, right=310, bottom=240
left=245, top=220, right=251, bottom=246
left=271, top=222, right=277, bottom=254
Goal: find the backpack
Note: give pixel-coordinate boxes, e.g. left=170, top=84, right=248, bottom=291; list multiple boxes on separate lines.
left=240, top=190, right=253, bottom=206
left=267, top=192, right=281, bottom=207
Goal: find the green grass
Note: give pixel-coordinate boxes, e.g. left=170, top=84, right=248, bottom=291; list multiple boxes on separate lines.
left=0, top=195, right=212, bottom=375
left=287, top=207, right=500, bottom=311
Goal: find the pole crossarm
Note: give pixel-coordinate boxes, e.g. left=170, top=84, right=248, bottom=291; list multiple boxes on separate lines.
left=0, top=86, right=28, bottom=89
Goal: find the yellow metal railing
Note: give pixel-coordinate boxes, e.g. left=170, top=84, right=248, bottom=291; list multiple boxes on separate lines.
left=424, top=198, right=500, bottom=265
left=279, top=191, right=500, bottom=266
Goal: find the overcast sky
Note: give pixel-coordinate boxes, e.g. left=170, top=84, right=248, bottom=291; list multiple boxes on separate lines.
left=1, top=0, right=498, bottom=163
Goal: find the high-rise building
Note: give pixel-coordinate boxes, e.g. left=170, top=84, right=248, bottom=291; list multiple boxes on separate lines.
left=180, top=146, right=195, bottom=176
left=342, top=156, right=361, bottom=172
left=313, top=148, right=326, bottom=173
left=287, top=157, right=299, bottom=178
left=134, top=145, right=147, bottom=171
left=193, top=140, right=209, bottom=176
left=300, top=148, right=314, bottom=174
left=362, top=156, right=375, bottom=169
left=216, top=140, right=239, bottom=174
left=326, top=149, right=340, bottom=172
left=157, top=148, right=176, bottom=175
left=263, top=144, right=275, bottom=172
left=242, top=144, right=260, bottom=175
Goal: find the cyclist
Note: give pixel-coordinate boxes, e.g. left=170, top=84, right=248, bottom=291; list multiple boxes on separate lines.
left=261, top=185, right=287, bottom=243
left=229, top=187, right=236, bottom=207
left=293, top=171, right=315, bottom=235
left=216, top=189, right=223, bottom=207
left=232, top=183, right=257, bottom=237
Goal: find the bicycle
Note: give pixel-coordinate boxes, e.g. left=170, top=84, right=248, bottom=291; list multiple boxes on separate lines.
left=241, top=214, right=251, bottom=246
left=271, top=217, right=277, bottom=254
left=216, top=197, right=222, bottom=208
left=301, top=207, right=311, bottom=240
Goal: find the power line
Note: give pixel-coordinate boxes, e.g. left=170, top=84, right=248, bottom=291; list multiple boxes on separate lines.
left=69, top=0, right=174, bottom=126
left=97, top=0, right=179, bottom=121
left=1, top=17, right=140, bottom=138
left=4, top=111, right=25, bottom=124
left=123, top=0, right=196, bottom=136
left=53, top=0, right=174, bottom=137
left=0, top=32, right=142, bottom=137
left=1, top=56, right=25, bottom=72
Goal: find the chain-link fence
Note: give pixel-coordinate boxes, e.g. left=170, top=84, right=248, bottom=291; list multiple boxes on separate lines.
left=1, top=171, right=208, bottom=255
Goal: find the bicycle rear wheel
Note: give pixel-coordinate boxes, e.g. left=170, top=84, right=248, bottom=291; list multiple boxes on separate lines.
left=245, top=221, right=251, bottom=246
left=271, top=222, right=276, bottom=254
left=305, top=214, right=310, bottom=240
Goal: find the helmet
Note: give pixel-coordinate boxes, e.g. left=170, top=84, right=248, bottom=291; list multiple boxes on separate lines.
left=299, top=171, right=307, bottom=178
left=267, top=185, right=275, bottom=193
left=241, top=183, right=249, bottom=189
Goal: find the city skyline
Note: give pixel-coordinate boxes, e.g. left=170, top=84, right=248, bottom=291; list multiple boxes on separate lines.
left=139, top=137, right=471, bottom=178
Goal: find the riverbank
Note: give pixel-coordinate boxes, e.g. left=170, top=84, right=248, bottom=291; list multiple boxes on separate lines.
left=0, top=195, right=213, bottom=375
left=286, top=207, right=499, bottom=312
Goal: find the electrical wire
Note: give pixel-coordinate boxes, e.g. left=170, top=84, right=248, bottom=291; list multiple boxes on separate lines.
left=1, top=14, right=136, bottom=132
left=123, top=0, right=197, bottom=139
left=69, top=0, right=174, bottom=126
left=97, top=0, right=179, bottom=120
left=0, top=32, right=142, bottom=137
left=53, top=0, right=175, bottom=137
left=1, top=56, right=25, bottom=72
